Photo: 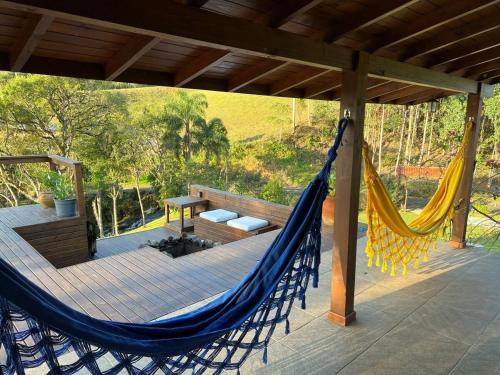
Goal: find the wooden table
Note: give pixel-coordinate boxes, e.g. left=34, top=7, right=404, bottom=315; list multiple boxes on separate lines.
left=164, top=196, right=208, bottom=233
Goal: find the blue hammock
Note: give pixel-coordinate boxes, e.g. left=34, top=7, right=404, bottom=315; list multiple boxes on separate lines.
left=0, top=118, right=348, bottom=375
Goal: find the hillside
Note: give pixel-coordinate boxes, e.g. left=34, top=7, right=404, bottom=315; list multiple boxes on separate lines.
left=110, top=86, right=295, bottom=142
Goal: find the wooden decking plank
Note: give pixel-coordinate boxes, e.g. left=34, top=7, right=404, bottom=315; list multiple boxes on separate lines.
left=129, top=248, right=225, bottom=296
left=110, top=254, right=193, bottom=306
left=72, top=260, right=155, bottom=321
left=61, top=265, right=141, bottom=322
left=99, top=256, right=179, bottom=307
left=123, top=250, right=209, bottom=300
left=57, top=267, right=129, bottom=321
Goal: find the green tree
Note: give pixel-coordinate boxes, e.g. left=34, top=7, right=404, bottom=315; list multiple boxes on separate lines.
left=192, top=117, right=230, bottom=166
left=162, top=90, right=208, bottom=162
left=0, top=75, right=119, bottom=157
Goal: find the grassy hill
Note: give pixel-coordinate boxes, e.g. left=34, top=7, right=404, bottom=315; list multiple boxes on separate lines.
left=111, top=86, right=295, bottom=142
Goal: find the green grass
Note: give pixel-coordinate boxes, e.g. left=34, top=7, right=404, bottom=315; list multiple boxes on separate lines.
left=109, top=86, right=292, bottom=141
left=125, top=215, right=168, bottom=234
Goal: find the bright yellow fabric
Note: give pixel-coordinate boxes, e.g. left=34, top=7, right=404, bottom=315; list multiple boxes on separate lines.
left=363, top=122, right=473, bottom=276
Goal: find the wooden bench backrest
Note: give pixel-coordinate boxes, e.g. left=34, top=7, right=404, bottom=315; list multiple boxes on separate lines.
left=190, top=185, right=292, bottom=227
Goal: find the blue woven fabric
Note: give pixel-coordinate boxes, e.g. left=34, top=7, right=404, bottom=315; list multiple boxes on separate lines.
left=0, top=118, right=348, bottom=374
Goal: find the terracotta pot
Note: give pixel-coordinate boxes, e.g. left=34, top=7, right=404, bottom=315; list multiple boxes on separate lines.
left=38, top=191, right=55, bottom=208
left=322, top=195, right=335, bottom=225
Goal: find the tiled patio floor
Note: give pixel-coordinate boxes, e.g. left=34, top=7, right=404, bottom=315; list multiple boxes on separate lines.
left=227, top=238, right=500, bottom=375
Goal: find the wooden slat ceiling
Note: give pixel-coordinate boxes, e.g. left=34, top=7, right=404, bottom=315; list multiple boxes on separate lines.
left=0, top=0, right=497, bottom=104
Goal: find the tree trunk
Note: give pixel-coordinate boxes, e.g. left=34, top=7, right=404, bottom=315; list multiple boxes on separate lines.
left=185, top=120, right=191, bottom=161
left=426, top=112, right=435, bottom=159
left=377, top=105, right=385, bottom=173
left=404, top=106, right=414, bottom=163
left=408, top=104, right=420, bottom=163
left=418, top=105, right=430, bottom=166
left=394, top=107, right=408, bottom=175
left=110, top=186, right=120, bottom=236
left=134, top=173, right=146, bottom=226
left=91, top=194, right=104, bottom=238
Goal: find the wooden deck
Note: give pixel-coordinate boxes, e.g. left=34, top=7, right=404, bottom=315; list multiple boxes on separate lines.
left=0, top=209, right=335, bottom=323
left=0, top=204, right=88, bottom=268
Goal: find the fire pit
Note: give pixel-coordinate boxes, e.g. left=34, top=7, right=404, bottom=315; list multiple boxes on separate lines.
left=140, top=234, right=221, bottom=258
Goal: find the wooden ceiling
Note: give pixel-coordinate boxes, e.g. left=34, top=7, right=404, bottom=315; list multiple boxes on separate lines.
left=0, top=0, right=497, bottom=104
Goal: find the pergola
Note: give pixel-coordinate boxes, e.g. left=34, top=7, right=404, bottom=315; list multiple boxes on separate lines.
left=0, top=0, right=496, bottom=326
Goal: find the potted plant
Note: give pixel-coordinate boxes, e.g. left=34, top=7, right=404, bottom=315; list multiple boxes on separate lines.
left=38, top=172, right=55, bottom=208
left=322, top=172, right=335, bottom=226
left=45, top=171, right=77, bottom=217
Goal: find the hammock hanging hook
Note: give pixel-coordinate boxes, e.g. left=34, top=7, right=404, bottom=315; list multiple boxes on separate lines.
left=343, top=108, right=351, bottom=119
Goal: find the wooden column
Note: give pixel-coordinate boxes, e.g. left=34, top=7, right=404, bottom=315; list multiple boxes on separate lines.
left=73, top=162, right=86, bottom=220
left=449, top=84, right=485, bottom=249
left=328, top=51, right=369, bottom=326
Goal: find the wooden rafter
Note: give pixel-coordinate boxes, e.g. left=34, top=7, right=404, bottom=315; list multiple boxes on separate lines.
left=264, top=0, right=324, bottom=28
left=366, top=81, right=411, bottom=101
left=0, top=0, right=489, bottom=96
left=105, top=35, right=160, bottom=80
left=481, top=69, right=500, bottom=82
left=303, top=75, right=342, bottom=99
left=465, top=59, right=500, bottom=79
left=377, top=84, right=430, bottom=103
left=230, top=1, right=324, bottom=92
left=228, top=60, right=289, bottom=92
left=395, top=88, right=452, bottom=105
left=400, top=12, right=500, bottom=61
left=10, top=13, right=52, bottom=71
left=174, top=49, right=229, bottom=87
left=324, top=0, right=418, bottom=43
left=426, top=29, right=500, bottom=68
left=366, top=0, right=498, bottom=52
left=445, top=46, right=500, bottom=73
left=270, top=68, right=329, bottom=96
left=185, top=0, right=209, bottom=7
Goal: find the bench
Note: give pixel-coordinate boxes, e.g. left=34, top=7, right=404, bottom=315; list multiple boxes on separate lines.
left=189, top=185, right=292, bottom=244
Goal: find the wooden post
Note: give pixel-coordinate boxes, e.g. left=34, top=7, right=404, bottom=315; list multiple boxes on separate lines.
left=328, top=51, right=369, bottom=326
left=73, top=163, right=86, bottom=220
left=449, top=85, right=485, bottom=249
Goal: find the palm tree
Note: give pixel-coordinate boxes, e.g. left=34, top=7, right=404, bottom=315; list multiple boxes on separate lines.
left=192, top=117, right=230, bottom=166
left=163, top=90, right=208, bottom=162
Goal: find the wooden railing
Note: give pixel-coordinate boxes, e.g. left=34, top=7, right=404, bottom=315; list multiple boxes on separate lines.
left=0, top=155, right=86, bottom=219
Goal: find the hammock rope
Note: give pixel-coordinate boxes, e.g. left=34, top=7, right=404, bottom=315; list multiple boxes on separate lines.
left=0, top=118, right=349, bottom=375
left=363, top=121, right=473, bottom=276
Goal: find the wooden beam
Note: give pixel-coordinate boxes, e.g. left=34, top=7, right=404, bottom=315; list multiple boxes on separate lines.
left=228, top=60, right=289, bottom=92
left=400, top=13, right=500, bottom=60
left=10, top=13, right=52, bottom=71
left=369, top=56, right=480, bottom=93
left=174, top=49, right=229, bottom=87
left=324, top=0, right=417, bottom=43
left=366, top=0, right=498, bottom=52
left=105, top=35, right=160, bottom=80
left=266, top=0, right=324, bottom=28
left=450, top=85, right=485, bottom=249
left=329, top=51, right=369, bottom=326
left=427, top=29, right=500, bottom=68
left=1, top=0, right=485, bottom=95
left=270, top=67, right=329, bottom=95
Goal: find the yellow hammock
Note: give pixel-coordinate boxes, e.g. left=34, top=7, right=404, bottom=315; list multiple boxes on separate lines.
left=363, top=121, right=473, bottom=276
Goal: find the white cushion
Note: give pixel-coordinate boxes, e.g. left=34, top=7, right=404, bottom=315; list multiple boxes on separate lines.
left=227, top=216, right=269, bottom=232
left=199, top=209, right=238, bottom=223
